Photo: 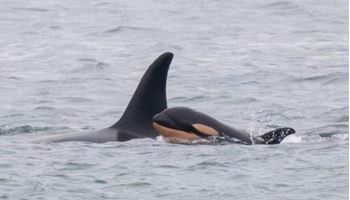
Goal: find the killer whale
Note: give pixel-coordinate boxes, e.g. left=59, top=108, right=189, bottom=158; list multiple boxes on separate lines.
left=39, top=52, right=173, bottom=143
left=153, top=107, right=295, bottom=144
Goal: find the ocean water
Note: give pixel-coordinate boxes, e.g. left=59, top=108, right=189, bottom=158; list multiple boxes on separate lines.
left=0, top=0, right=348, bottom=199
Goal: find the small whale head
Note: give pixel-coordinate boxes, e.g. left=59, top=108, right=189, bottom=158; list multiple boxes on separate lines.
left=152, top=107, right=220, bottom=144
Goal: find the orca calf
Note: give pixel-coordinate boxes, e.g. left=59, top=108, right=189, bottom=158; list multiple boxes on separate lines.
left=153, top=107, right=295, bottom=144
left=39, top=52, right=173, bottom=143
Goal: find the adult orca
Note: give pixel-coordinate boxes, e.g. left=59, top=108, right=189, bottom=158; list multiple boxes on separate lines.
left=152, top=107, right=295, bottom=144
left=39, top=52, right=173, bottom=143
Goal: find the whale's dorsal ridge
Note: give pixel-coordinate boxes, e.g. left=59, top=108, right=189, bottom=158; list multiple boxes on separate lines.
left=113, top=52, right=174, bottom=138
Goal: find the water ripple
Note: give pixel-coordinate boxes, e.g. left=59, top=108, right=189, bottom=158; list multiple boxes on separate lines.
left=0, top=125, right=51, bottom=135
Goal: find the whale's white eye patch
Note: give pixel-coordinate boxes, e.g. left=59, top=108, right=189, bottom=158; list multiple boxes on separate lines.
left=153, top=122, right=200, bottom=144
left=192, top=123, right=219, bottom=136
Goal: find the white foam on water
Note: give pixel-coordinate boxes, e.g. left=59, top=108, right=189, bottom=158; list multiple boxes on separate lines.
left=281, top=134, right=304, bottom=144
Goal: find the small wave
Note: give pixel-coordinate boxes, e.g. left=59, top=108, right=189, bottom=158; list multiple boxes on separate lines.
left=76, top=58, right=98, bottom=63
left=168, top=96, right=187, bottom=102
left=2, top=113, right=25, bottom=119
left=58, top=96, right=93, bottom=103
left=33, top=106, right=55, bottom=111
left=192, top=160, right=228, bottom=168
left=7, top=76, right=22, bottom=80
left=260, top=1, right=307, bottom=15
left=13, top=7, right=50, bottom=12
left=297, top=74, right=330, bottom=82
left=189, top=136, right=244, bottom=145
left=231, top=97, right=259, bottom=104
left=58, top=62, right=110, bottom=75
left=94, top=179, right=107, bottom=184
left=76, top=58, right=111, bottom=70
left=0, top=125, right=51, bottom=135
left=291, top=72, right=347, bottom=85
left=318, top=132, right=338, bottom=138
left=322, top=73, right=348, bottom=85
left=63, top=162, right=96, bottom=170
left=34, top=79, right=57, bottom=84
left=168, top=95, right=208, bottom=103
left=76, top=62, right=110, bottom=71
left=151, top=164, right=179, bottom=169
left=241, top=80, right=262, bottom=85
left=314, top=124, right=348, bottom=132
left=104, top=26, right=154, bottom=34
left=118, top=182, right=152, bottom=187
left=185, top=95, right=208, bottom=102
left=262, top=1, right=298, bottom=9
left=48, top=25, right=61, bottom=30
left=301, top=124, right=349, bottom=142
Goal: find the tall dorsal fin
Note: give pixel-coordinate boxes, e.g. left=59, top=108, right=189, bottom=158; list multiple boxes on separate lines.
left=113, top=52, right=173, bottom=135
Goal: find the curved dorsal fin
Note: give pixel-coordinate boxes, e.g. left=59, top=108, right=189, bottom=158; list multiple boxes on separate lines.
left=113, top=52, right=173, bottom=137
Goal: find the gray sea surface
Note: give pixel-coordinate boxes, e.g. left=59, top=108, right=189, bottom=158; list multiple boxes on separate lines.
left=0, top=0, right=348, bottom=199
